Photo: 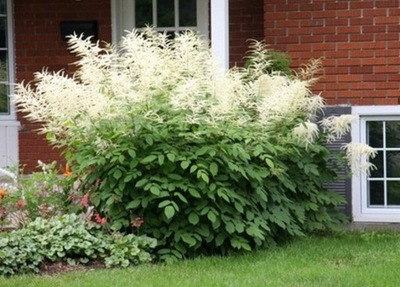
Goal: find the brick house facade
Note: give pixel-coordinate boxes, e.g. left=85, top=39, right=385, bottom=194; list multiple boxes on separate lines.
left=1, top=0, right=400, bottom=222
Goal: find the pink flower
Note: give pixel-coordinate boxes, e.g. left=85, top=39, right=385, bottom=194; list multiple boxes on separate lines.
left=94, top=213, right=107, bottom=225
left=131, top=217, right=144, bottom=228
left=16, top=200, right=26, bottom=209
left=80, top=194, right=90, bottom=207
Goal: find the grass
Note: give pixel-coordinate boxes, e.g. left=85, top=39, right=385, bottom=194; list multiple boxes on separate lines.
left=2, top=231, right=400, bottom=287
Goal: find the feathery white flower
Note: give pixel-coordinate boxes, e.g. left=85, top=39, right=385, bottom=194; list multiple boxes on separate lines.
left=292, top=121, right=319, bottom=147
left=320, top=114, right=355, bottom=142
left=342, top=142, right=377, bottom=175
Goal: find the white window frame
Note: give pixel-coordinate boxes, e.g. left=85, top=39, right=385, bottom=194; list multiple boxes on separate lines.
left=0, top=0, right=15, bottom=121
left=0, top=0, right=18, bottom=170
left=352, top=105, right=400, bottom=222
left=111, top=0, right=209, bottom=43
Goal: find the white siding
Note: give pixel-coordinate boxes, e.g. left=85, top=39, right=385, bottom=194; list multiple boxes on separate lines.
left=0, top=121, right=19, bottom=168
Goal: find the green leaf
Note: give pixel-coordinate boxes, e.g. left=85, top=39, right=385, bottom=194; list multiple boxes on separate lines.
left=126, top=199, right=141, bottom=209
left=190, top=165, right=198, bottom=173
left=118, top=180, right=126, bottom=192
left=164, top=205, right=175, bottom=219
left=128, top=149, right=136, bottom=158
left=141, top=155, right=157, bottom=164
left=246, top=211, right=255, bottom=221
left=200, top=172, right=209, bottom=184
left=167, top=153, right=176, bottom=162
left=168, top=174, right=183, bottom=180
left=124, top=174, right=133, bottom=183
left=113, top=169, right=122, bottom=180
left=145, top=136, right=154, bottom=146
left=181, top=234, right=196, bottom=247
left=150, top=186, right=161, bottom=195
left=158, top=200, right=171, bottom=208
left=234, top=202, right=244, bottom=213
left=209, top=162, right=218, bottom=177
left=174, top=192, right=188, bottom=204
left=188, top=212, right=199, bottom=225
left=207, top=211, right=216, bottom=223
left=158, top=154, right=165, bottom=166
left=180, top=161, right=190, bottom=170
left=111, top=221, right=123, bottom=231
left=196, top=146, right=208, bottom=156
left=231, top=238, right=251, bottom=251
left=235, top=221, right=245, bottom=233
left=188, top=188, right=201, bottom=198
left=135, top=178, right=148, bottom=188
left=215, top=233, right=226, bottom=246
left=225, top=221, right=235, bottom=234
left=265, top=158, right=275, bottom=169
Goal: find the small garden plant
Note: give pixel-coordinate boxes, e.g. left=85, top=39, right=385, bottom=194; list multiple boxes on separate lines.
left=0, top=214, right=156, bottom=276
left=0, top=163, right=156, bottom=276
left=13, top=29, right=377, bottom=265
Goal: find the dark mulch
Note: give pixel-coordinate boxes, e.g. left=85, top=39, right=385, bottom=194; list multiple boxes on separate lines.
left=39, top=260, right=106, bottom=276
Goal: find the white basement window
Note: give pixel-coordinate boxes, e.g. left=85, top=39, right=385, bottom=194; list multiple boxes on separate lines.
left=352, top=106, right=400, bottom=222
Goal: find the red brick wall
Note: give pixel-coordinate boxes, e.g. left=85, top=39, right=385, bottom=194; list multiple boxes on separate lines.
left=14, top=0, right=111, bottom=172
left=264, top=0, right=400, bottom=105
left=230, top=0, right=265, bottom=66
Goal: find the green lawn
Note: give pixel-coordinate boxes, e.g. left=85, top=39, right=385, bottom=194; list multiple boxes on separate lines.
left=2, top=231, right=400, bottom=287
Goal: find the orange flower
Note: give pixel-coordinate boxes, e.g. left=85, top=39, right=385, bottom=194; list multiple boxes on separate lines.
left=64, top=164, right=72, bottom=176
left=0, top=189, right=7, bottom=198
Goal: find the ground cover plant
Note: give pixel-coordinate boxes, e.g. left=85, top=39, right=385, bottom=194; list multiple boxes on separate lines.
left=0, top=213, right=156, bottom=276
left=0, top=164, right=156, bottom=276
left=1, top=231, right=400, bottom=287
left=14, top=28, right=376, bottom=262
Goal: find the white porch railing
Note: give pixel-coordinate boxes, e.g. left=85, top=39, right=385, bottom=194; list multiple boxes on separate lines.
left=0, top=120, right=19, bottom=169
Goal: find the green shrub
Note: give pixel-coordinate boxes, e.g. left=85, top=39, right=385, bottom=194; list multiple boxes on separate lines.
left=70, top=110, right=347, bottom=262
left=15, top=29, right=375, bottom=262
left=245, top=45, right=293, bottom=77
left=0, top=214, right=156, bottom=275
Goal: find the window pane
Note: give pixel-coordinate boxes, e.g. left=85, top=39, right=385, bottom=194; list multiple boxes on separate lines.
left=157, top=0, right=175, bottom=27
left=368, top=181, right=385, bottom=205
left=0, top=17, right=6, bottom=48
left=367, top=121, right=383, bottom=148
left=370, top=150, right=383, bottom=178
left=179, top=0, right=196, bottom=27
left=387, top=151, right=400, bottom=178
left=136, top=0, right=153, bottom=28
left=386, top=121, right=400, bottom=148
left=387, top=181, right=400, bottom=205
left=0, top=83, right=8, bottom=113
left=368, top=180, right=384, bottom=206
left=0, top=0, right=5, bottom=15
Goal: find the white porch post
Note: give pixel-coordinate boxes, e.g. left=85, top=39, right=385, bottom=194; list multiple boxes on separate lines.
left=211, top=0, right=229, bottom=70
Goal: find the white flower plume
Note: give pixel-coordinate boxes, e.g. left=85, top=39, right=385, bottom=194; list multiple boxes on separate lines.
left=320, top=114, right=355, bottom=142
left=292, top=121, right=319, bottom=147
left=342, top=142, right=377, bottom=175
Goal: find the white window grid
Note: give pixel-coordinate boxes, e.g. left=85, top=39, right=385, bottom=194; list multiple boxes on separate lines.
left=352, top=105, right=400, bottom=222
left=111, top=0, right=209, bottom=43
left=366, top=119, right=400, bottom=208
left=0, top=0, right=15, bottom=120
